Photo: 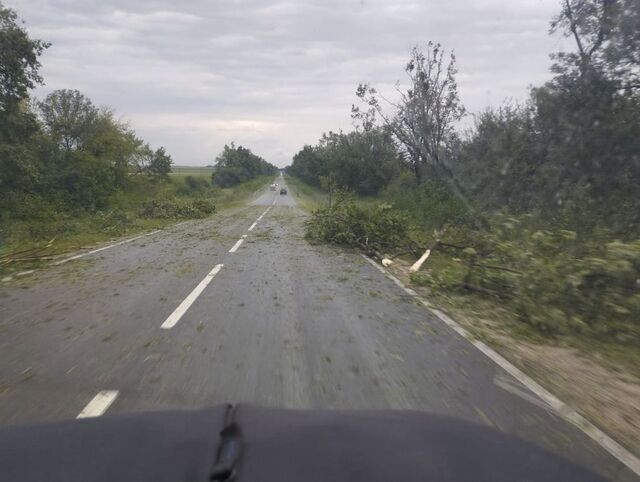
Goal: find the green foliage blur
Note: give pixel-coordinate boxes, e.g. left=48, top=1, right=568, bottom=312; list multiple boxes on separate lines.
left=411, top=219, right=640, bottom=344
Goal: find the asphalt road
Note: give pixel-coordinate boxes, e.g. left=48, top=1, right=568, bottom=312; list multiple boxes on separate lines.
left=0, top=176, right=637, bottom=481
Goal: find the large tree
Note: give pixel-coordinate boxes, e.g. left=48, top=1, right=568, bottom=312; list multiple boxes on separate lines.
left=0, top=2, right=48, bottom=144
left=551, top=0, right=640, bottom=92
left=0, top=3, right=48, bottom=111
left=213, top=143, right=276, bottom=187
left=39, top=89, right=99, bottom=151
left=0, top=3, right=49, bottom=204
left=354, top=42, right=465, bottom=184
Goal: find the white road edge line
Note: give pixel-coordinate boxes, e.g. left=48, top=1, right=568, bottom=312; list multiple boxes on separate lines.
left=77, top=390, right=119, bottom=418
left=2, top=229, right=162, bottom=282
left=248, top=222, right=258, bottom=232
left=161, top=264, right=224, bottom=329
left=228, top=235, right=247, bottom=253
left=53, top=230, right=162, bottom=266
left=360, top=254, right=640, bottom=476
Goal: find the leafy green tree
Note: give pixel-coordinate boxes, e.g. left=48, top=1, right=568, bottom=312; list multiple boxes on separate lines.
left=354, top=42, right=465, bottom=184
left=38, top=89, right=99, bottom=151
left=84, top=109, right=140, bottom=187
left=457, top=104, right=541, bottom=214
left=451, top=0, right=640, bottom=234
left=213, top=143, right=276, bottom=187
left=59, top=150, right=116, bottom=210
left=146, top=147, right=172, bottom=179
left=0, top=3, right=49, bottom=214
left=288, top=145, right=324, bottom=187
left=605, top=0, right=640, bottom=92
left=0, top=3, right=48, bottom=114
left=550, top=0, right=639, bottom=92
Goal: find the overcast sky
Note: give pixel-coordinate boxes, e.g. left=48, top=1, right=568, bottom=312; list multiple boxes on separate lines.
left=11, top=0, right=566, bottom=167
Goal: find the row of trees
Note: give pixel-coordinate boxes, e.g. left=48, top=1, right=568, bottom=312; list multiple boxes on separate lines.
left=213, top=143, right=278, bottom=187
left=0, top=3, right=172, bottom=218
left=287, top=129, right=400, bottom=196
left=291, top=0, right=640, bottom=237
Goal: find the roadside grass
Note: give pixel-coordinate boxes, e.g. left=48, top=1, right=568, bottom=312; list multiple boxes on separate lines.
left=211, top=175, right=273, bottom=209
left=169, top=173, right=211, bottom=185
left=0, top=175, right=272, bottom=276
left=284, top=176, right=328, bottom=211
left=170, top=165, right=215, bottom=175
left=169, top=166, right=214, bottom=185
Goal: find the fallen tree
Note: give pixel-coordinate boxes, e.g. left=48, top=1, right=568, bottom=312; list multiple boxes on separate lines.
left=305, top=196, right=413, bottom=261
left=305, top=200, right=640, bottom=343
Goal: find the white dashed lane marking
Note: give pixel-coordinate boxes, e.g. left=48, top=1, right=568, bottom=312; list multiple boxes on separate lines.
left=160, top=264, right=224, bottom=329
left=77, top=390, right=119, bottom=418
left=229, top=235, right=247, bottom=253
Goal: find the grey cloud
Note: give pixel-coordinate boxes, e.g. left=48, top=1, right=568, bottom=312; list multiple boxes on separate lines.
left=11, top=0, right=565, bottom=166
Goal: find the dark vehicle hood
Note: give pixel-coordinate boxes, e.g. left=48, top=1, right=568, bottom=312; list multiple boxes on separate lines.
left=0, top=404, right=607, bottom=482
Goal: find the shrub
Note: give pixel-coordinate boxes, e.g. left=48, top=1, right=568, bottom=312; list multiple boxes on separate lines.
left=191, top=198, right=216, bottom=215
left=180, top=175, right=210, bottom=194
left=305, top=196, right=409, bottom=254
left=213, top=167, right=249, bottom=188
left=384, top=173, right=471, bottom=230
left=91, top=209, right=133, bottom=234
left=139, top=198, right=216, bottom=219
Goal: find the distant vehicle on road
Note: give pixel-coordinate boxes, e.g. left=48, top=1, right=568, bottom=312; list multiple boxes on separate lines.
left=269, top=183, right=276, bottom=191
left=280, top=187, right=287, bottom=195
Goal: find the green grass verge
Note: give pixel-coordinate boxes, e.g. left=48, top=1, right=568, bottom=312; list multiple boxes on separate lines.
left=284, top=175, right=328, bottom=212
left=0, top=175, right=272, bottom=275
left=171, top=165, right=215, bottom=174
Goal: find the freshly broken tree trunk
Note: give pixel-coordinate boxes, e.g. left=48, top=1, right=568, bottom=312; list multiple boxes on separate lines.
left=409, top=249, right=431, bottom=273
left=409, top=241, right=440, bottom=273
